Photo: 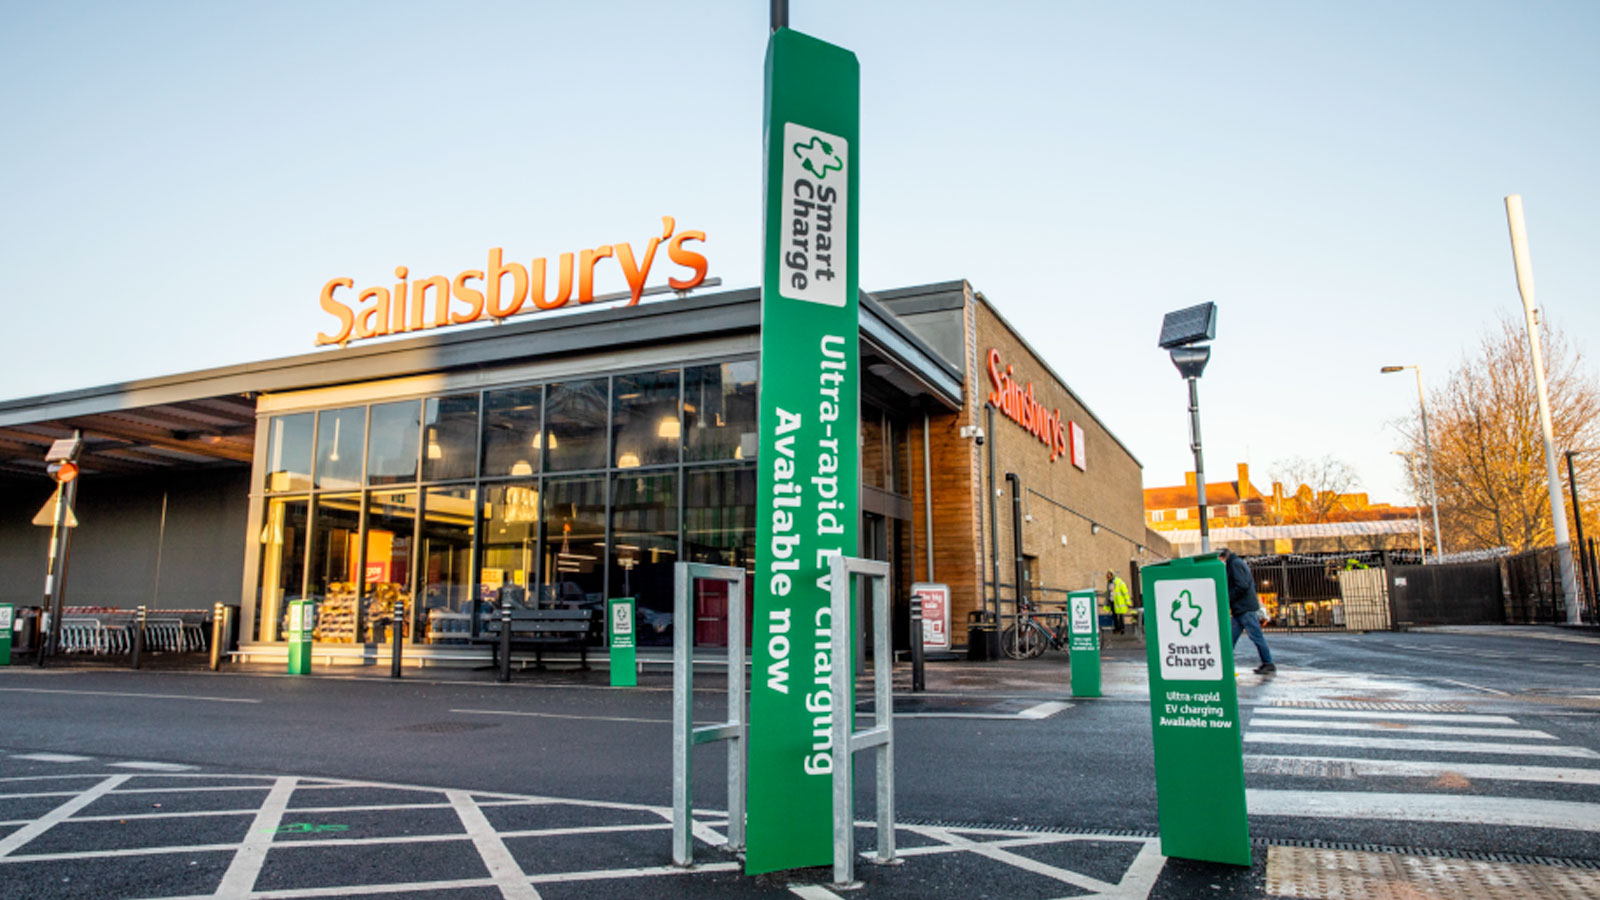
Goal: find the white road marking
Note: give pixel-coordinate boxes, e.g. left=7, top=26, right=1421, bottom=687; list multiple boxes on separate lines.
left=1248, top=789, right=1600, bottom=832
left=911, top=826, right=1119, bottom=895
left=1248, top=718, right=1557, bottom=740
left=1259, top=709, right=1518, bottom=724
left=791, top=885, right=848, bottom=900
left=10, top=752, right=94, bottom=763
left=0, top=687, right=258, bottom=703
left=1018, top=701, right=1071, bottom=719
left=109, top=761, right=198, bottom=772
left=212, top=776, right=296, bottom=897
left=1244, top=732, right=1600, bottom=758
left=0, top=774, right=130, bottom=858
left=1434, top=678, right=1510, bottom=696
left=1244, top=754, right=1600, bottom=785
left=451, top=707, right=670, bottom=725
left=448, top=790, right=541, bottom=900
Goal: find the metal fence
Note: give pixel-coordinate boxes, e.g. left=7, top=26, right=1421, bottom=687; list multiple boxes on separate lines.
left=1501, top=546, right=1598, bottom=625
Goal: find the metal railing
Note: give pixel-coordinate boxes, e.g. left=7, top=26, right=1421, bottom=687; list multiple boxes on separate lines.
left=671, top=562, right=747, bottom=867
left=829, top=554, right=897, bottom=887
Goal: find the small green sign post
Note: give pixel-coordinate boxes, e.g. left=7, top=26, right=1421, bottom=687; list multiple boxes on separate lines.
left=0, top=604, right=14, bottom=666
left=1067, top=589, right=1099, bottom=697
left=748, top=26, right=861, bottom=875
left=286, top=599, right=312, bottom=676
left=608, top=598, right=637, bottom=688
left=1140, top=554, right=1250, bottom=866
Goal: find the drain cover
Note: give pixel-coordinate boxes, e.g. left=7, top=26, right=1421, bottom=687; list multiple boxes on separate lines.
left=399, top=721, right=499, bottom=734
left=1266, top=845, right=1600, bottom=899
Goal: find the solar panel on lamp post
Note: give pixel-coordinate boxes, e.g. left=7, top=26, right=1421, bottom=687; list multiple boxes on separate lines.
left=1381, top=365, right=1444, bottom=563
left=1160, top=303, right=1218, bottom=555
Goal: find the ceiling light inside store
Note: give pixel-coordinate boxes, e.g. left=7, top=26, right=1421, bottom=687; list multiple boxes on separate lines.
left=510, top=460, right=533, bottom=476
left=658, top=417, right=680, bottom=440
left=618, top=452, right=641, bottom=468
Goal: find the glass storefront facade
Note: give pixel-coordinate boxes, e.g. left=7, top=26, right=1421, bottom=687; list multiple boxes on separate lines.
left=250, top=358, right=760, bottom=648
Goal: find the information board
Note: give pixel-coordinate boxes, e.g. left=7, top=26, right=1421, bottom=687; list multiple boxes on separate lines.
left=912, top=583, right=951, bottom=652
left=608, top=597, right=637, bottom=688
left=1067, top=589, right=1100, bottom=697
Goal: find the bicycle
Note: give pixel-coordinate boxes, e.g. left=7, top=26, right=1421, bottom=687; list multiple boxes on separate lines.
left=1000, top=598, right=1070, bottom=659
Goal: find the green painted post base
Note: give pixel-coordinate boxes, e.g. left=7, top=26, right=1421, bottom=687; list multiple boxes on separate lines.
left=1141, top=554, right=1251, bottom=866
left=608, top=598, right=637, bottom=688
left=0, top=604, right=14, bottom=666
left=1066, top=590, right=1100, bottom=697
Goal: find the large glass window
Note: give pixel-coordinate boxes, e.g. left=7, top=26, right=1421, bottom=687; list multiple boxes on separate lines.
left=611, top=472, right=677, bottom=645
left=367, top=401, right=421, bottom=486
left=481, top=387, right=542, bottom=478
left=480, top=481, right=541, bottom=621
left=364, top=490, right=417, bottom=642
left=315, top=407, right=366, bottom=490
left=423, top=394, right=479, bottom=482
left=264, top=414, right=314, bottom=492
left=419, top=487, right=476, bottom=643
left=254, top=496, right=308, bottom=642
left=684, top=465, right=756, bottom=647
left=307, top=494, right=363, bottom=642
left=685, top=361, right=758, bottom=462
left=612, top=369, right=680, bottom=469
left=544, top=378, right=609, bottom=471
left=541, top=476, right=606, bottom=612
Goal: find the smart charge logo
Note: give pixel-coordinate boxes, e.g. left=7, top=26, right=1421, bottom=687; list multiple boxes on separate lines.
left=1154, top=578, right=1222, bottom=680
left=778, top=123, right=848, bottom=308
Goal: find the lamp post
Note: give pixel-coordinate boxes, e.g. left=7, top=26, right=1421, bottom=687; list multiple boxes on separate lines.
left=1159, top=303, right=1219, bottom=555
left=1566, top=450, right=1591, bottom=608
left=1381, top=365, right=1444, bottom=563
left=1506, top=195, right=1580, bottom=624
left=1392, top=451, right=1427, bottom=559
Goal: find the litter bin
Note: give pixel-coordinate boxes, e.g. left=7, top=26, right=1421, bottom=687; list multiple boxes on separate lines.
left=966, top=610, right=1000, bottom=661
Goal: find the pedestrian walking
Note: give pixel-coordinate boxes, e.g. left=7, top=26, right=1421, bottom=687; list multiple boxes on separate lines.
left=1106, top=569, right=1131, bottom=635
left=1217, top=548, right=1275, bottom=674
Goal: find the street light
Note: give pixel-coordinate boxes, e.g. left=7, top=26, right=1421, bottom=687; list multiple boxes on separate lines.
left=1381, top=365, right=1444, bottom=563
left=1392, top=451, right=1427, bottom=559
left=1566, top=449, right=1595, bottom=611
left=1160, top=302, right=1218, bottom=554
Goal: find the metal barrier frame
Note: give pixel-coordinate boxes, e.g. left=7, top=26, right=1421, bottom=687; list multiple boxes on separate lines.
left=829, top=554, right=896, bottom=887
left=671, top=562, right=747, bottom=867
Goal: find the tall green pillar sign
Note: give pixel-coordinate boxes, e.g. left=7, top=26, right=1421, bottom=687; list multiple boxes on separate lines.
left=747, top=26, right=860, bottom=876
left=1140, top=554, right=1251, bottom=866
left=1067, top=589, right=1100, bottom=697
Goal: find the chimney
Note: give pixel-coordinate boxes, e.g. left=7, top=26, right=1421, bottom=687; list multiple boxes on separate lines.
left=1184, top=471, right=1197, bottom=488
left=1237, top=463, right=1252, bottom=498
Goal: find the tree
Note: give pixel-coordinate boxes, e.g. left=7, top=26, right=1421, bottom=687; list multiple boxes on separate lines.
left=1397, top=315, right=1600, bottom=554
left=1267, top=455, right=1363, bottom=524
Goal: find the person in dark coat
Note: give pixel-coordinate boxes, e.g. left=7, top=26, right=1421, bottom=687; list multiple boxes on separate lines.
left=1217, top=548, right=1275, bottom=674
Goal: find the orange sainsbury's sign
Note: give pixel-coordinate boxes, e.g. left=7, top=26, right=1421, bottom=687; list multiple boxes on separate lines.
left=987, top=348, right=1084, bottom=468
left=316, top=216, right=708, bottom=346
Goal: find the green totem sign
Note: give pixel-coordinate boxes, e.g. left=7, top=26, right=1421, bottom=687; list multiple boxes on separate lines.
left=1067, top=589, right=1099, bottom=697
left=607, top=597, right=637, bottom=688
left=286, top=599, right=313, bottom=676
left=747, top=26, right=861, bottom=876
left=1140, top=554, right=1250, bottom=866
left=0, top=604, right=14, bottom=666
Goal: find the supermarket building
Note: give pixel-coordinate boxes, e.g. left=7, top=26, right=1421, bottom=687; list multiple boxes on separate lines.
left=0, top=279, right=1155, bottom=663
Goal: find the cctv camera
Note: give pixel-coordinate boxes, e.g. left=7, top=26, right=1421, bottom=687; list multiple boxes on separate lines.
left=974, top=432, right=984, bottom=446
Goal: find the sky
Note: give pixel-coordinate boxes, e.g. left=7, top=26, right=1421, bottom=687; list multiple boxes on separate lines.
left=2, top=1, right=1596, bottom=504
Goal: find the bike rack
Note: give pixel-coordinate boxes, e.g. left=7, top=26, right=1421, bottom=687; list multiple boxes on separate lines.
left=829, top=554, right=897, bottom=888
left=671, top=562, right=747, bottom=867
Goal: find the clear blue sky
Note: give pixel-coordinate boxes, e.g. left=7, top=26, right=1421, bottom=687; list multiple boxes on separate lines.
left=3, top=1, right=1596, bottom=503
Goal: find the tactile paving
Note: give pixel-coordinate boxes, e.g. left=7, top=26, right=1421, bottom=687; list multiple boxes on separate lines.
left=1266, top=845, right=1600, bottom=900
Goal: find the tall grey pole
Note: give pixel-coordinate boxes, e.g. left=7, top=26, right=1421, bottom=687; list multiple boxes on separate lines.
left=771, top=0, right=788, bottom=31
left=1188, top=376, right=1211, bottom=554
left=1505, top=195, right=1580, bottom=624
left=1567, top=451, right=1589, bottom=606
left=1411, top=369, right=1445, bottom=562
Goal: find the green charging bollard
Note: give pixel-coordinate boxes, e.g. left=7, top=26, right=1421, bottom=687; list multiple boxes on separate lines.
left=1140, top=553, right=1250, bottom=866
left=1067, top=589, right=1100, bottom=697
left=0, top=604, right=14, bottom=666
left=286, top=599, right=313, bottom=676
left=607, top=597, right=637, bottom=687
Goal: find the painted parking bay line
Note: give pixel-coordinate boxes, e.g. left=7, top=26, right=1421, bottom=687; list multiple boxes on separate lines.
left=1247, top=789, right=1600, bottom=833
left=0, top=687, right=259, bottom=704
left=9, top=753, right=94, bottom=763
left=1243, top=732, right=1600, bottom=759
left=1248, top=718, right=1558, bottom=740
left=109, top=761, right=198, bottom=772
left=1244, top=755, right=1600, bottom=786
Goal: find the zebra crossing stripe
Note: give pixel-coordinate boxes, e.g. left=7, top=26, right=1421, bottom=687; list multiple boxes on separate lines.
left=1249, top=718, right=1557, bottom=740
left=1247, top=789, right=1600, bottom=833
left=1243, top=732, right=1600, bottom=759
left=1259, top=709, right=1516, bottom=724
left=1244, top=755, right=1600, bottom=786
